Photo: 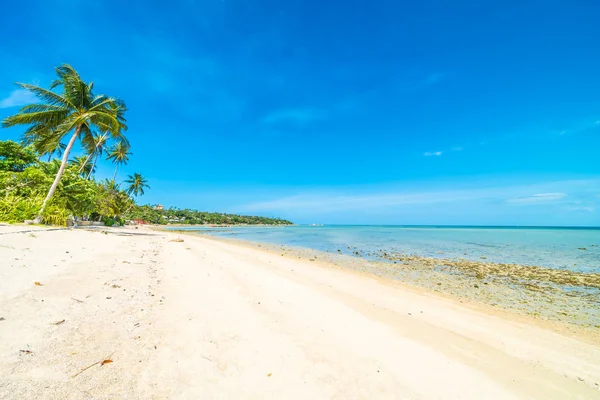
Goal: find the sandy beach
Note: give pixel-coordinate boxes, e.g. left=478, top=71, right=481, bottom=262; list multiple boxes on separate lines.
left=1, top=225, right=599, bottom=399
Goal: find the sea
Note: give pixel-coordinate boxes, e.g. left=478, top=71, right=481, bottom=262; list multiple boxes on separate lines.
left=170, top=225, right=600, bottom=273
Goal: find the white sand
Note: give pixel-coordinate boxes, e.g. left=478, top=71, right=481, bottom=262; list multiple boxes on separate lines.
left=0, top=226, right=599, bottom=399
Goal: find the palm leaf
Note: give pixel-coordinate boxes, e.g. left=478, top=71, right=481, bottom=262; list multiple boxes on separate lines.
left=15, top=83, right=74, bottom=109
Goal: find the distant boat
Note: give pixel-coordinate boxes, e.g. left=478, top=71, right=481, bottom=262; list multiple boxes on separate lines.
left=310, top=224, right=324, bottom=227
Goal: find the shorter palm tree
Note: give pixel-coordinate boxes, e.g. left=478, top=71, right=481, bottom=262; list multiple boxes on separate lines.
left=125, top=173, right=149, bottom=197
left=106, top=141, right=131, bottom=180
left=85, top=133, right=109, bottom=179
left=70, top=155, right=94, bottom=177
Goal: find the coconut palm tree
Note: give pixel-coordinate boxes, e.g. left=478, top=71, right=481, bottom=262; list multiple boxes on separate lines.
left=70, top=155, right=95, bottom=178
left=125, top=173, right=149, bottom=197
left=79, top=133, right=106, bottom=179
left=106, top=141, right=131, bottom=180
left=1, top=64, right=127, bottom=222
left=85, top=132, right=109, bottom=180
left=103, top=178, right=121, bottom=192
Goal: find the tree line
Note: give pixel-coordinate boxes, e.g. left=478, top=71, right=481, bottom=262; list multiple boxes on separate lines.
left=127, top=205, right=292, bottom=226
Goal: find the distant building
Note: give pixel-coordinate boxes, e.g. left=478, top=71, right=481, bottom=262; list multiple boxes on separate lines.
left=154, top=204, right=164, bottom=210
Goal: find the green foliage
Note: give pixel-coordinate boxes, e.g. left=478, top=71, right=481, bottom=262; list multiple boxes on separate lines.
left=0, top=194, right=41, bottom=222
left=124, top=205, right=292, bottom=226
left=94, top=179, right=133, bottom=218
left=0, top=140, right=134, bottom=225
left=0, top=141, right=38, bottom=172
left=70, top=155, right=94, bottom=177
left=0, top=140, right=291, bottom=227
left=0, top=165, right=52, bottom=197
left=102, top=216, right=125, bottom=227
left=1, top=64, right=129, bottom=218
left=41, top=202, right=70, bottom=226
left=0, top=194, right=69, bottom=225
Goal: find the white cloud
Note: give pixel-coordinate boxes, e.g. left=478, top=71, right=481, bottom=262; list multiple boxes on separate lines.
left=424, top=151, right=443, bottom=156
left=240, top=190, right=477, bottom=214
left=263, top=108, right=326, bottom=125
left=237, top=180, right=600, bottom=216
left=0, top=89, right=37, bottom=108
left=567, top=206, right=595, bottom=212
left=506, top=193, right=567, bottom=203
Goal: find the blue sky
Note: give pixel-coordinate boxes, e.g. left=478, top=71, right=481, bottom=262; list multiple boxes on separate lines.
left=1, top=0, right=599, bottom=226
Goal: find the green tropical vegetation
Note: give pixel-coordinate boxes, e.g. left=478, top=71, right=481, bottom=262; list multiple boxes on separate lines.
left=0, top=139, right=133, bottom=225
left=126, top=205, right=292, bottom=225
left=0, top=64, right=292, bottom=227
left=2, top=64, right=128, bottom=222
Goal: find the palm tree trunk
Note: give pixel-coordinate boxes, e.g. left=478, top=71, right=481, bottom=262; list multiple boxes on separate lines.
left=78, top=152, right=94, bottom=174
left=87, top=155, right=98, bottom=180
left=35, top=126, right=81, bottom=223
left=112, top=164, right=119, bottom=180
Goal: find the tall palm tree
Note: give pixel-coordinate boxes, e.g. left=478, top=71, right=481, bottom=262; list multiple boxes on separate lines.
left=1, top=64, right=127, bottom=222
left=125, top=173, right=149, bottom=197
left=106, top=141, right=131, bottom=180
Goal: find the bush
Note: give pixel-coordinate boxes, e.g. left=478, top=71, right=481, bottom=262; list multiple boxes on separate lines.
left=0, top=194, right=69, bottom=225
left=0, top=194, right=40, bottom=223
left=102, top=216, right=124, bottom=227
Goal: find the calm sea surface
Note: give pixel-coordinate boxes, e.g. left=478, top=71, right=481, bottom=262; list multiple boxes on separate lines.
left=172, top=225, right=600, bottom=273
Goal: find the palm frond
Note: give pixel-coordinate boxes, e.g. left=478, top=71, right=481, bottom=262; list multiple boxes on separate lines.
left=51, top=113, right=82, bottom=137
left=19, top=104, right=65, bottom=113
left=23, top=129, right=64, bottom=157
left=125, top=173, right=149, bottom=197
left=2, top=108, right=69, bottom=127
left=15, top=83, right=74, bottom=110
left=23, top=124, right=62, bottom=143
left=107, top=141, right=132, bottom=164
left=87, top=110, right=123, bottom=135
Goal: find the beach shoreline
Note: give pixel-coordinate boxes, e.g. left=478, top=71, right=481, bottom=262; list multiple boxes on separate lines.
left=164, top=227, right=600, bottom=333
left=1, top=225, right=599, bottom=399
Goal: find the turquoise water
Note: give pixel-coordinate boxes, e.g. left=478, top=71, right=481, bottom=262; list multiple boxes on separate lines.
left=172, top=225, right=600, bottom=273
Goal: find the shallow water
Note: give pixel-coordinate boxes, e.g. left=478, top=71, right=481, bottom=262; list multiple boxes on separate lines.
left=170, top=225, right=600, bottom=273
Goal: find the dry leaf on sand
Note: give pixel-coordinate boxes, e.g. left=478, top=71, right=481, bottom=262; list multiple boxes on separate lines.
left=72, top=352, right=115, bottom=378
